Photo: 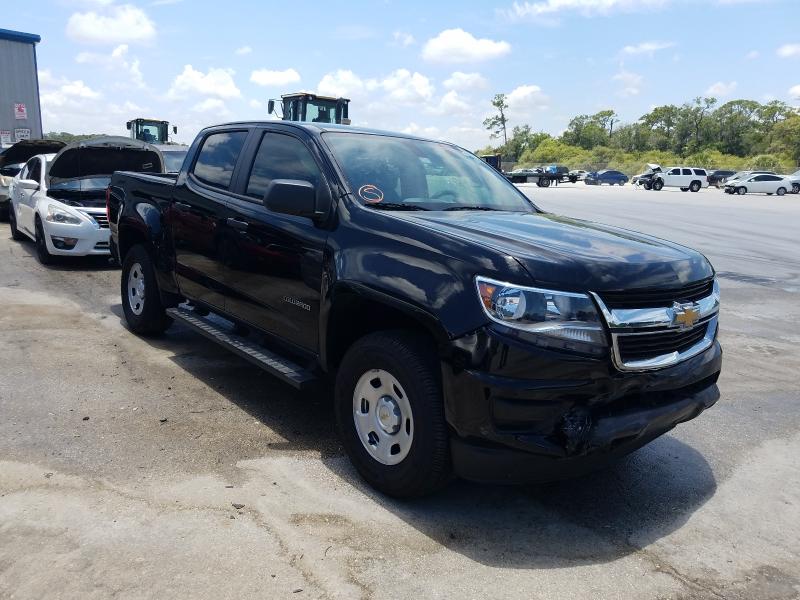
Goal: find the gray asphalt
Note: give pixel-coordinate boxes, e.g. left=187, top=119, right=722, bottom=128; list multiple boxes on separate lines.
left=1, top=184, right=798, bottom=599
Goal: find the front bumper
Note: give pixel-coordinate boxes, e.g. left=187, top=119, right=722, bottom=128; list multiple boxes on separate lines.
left=42, top=218, right=110, bottom=256
left=442, top=326, right=722, bottom=484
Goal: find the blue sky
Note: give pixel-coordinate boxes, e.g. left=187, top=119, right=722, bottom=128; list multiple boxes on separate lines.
left=4, top=0, right=798, bottom=148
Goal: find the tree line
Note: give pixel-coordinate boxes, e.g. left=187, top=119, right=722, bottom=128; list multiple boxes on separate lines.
left=480, top=94, right=800, bottom=175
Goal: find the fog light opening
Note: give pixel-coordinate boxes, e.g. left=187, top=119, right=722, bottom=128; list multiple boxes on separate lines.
left=51, top=236, right=78, bottom=250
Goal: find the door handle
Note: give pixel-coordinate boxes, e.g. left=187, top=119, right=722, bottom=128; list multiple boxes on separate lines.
left=226, top=218, right=249, bottom=231
left=174, top=201, right=192, bottom=210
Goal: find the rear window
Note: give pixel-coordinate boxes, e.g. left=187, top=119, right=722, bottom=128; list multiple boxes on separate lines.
left=681, top=168, right=692, bottom=175
left=192, top=131, right=248, bottom=189
left=693, top=169, right=706, bottom=176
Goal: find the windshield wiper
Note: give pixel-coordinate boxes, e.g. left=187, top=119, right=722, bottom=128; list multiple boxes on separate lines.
left=364, top=202, right=429, bottom=211
left=443, top=206, right=502, bottom=211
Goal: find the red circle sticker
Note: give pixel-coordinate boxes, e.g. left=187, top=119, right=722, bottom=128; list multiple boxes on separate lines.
left=358, top=184, right=384, bottom=204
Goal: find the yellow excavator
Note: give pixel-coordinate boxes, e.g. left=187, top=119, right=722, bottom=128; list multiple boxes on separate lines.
left=268, top=93, right=351, bottom=125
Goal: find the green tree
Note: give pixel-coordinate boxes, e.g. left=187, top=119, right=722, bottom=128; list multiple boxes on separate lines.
left=504, top=125, right=551, bottom=160
left=483, top=94, right=509, bottom=147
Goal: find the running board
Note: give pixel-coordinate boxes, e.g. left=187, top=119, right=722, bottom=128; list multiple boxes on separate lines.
left=166, top=306, right=316, bottom=390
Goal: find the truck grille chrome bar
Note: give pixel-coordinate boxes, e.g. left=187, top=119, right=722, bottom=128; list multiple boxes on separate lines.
left=591, top=279, right=719, bottom=371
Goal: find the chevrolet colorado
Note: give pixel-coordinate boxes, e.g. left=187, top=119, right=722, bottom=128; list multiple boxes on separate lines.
left=108, top=122, right=722, bottom=497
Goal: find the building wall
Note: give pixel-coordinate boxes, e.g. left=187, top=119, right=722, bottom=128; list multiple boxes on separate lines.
left=0, top=38, right=43, bottom=143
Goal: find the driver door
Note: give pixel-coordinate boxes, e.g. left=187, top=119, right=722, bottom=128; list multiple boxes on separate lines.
left=16, top=158, right=41, bottom=235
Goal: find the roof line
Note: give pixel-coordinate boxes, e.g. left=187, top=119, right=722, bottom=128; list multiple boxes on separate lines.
left=0, top=28, right=41, bottom=44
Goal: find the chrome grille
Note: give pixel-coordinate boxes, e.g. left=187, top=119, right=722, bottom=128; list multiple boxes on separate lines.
left=592, top=279, right=720, bottom=371
left=92, top=214, right=109, bottom=228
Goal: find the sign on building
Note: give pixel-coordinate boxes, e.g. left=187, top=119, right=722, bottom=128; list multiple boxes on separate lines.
left=14, top=103, right=28, bottom=120
left=14, top=128, right=31, bottom=142
left=0, top=130, right=11, bottom=145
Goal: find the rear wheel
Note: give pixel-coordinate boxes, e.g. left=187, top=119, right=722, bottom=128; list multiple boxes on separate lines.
left=121, top=244, right=172, bottom=335
left=643, top=182, right=652, bottom=190
left=737, top=186, right=747, bottom=195
left=335, top=331, right=451, bottom=498
left=540, top=177, right=551, bottom=188
left=8, top=206, right=24, bottom=241
left=680, top=187, right=689, bottom=192
left=689, top=181, right=701, bottom=192
left=792, top=183, right=800, bottom=194
left=652, top=180, right=664, bottom=191
left=777, top=187, right=787, bottom=196
left=34, top=217, right=54, bottom=265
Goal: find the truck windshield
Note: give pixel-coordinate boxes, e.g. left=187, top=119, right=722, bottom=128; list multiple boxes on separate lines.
left=324, top=132, right=536, bottom=213
left=306, top=100, right=338, bottom=124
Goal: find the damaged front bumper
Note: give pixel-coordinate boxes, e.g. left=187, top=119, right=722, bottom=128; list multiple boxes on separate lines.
left=442, top=325, right=722, bottom=484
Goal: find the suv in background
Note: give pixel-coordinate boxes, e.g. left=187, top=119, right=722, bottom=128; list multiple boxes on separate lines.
left=652, top=167, right=709, bottom=192
left=707, top=170, right=737, bottom=188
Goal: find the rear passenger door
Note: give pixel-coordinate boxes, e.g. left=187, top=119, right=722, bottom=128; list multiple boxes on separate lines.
left=222, top=128, right=331, bottom=352
left=171, top=129, right=248, bottom=311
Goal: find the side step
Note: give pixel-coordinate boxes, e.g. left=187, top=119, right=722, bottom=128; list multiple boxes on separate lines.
left=166, top=306, right=316, bottom=390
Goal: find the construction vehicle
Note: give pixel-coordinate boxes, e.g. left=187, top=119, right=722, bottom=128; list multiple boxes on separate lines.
left=479, top=153, right=502, bottom=171
left=267, top=93, right=351, bottom=125
left=126, top=118, right=177, bottom=144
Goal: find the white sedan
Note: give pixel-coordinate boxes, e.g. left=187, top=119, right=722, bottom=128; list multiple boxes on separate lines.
left=723, top=174, right=793, bottom=196
left=8, top=136, right=164, bottom=264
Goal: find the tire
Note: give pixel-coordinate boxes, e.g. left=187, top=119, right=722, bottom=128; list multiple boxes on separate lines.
left=777, top=187, right=787, bottom=196
left=736, top=187, right=747, bottom=195
left=8, top=206, right=24, bottom=241
left=540, top=178, right=551, bottom=188
left=121, top=244, right=172, bottom=335
left=689, top=181, right=701, bottom=192
left=792, top=183, right=800, bottom=194
left=34, top=217, right=54, bottom=265
left=652, top=180, right=664, bottom=191
left=335, top=330, right=451, bottom=498
left=643, top=182, right=652, bottom=190
left=680, top=188, right=689, bottom=192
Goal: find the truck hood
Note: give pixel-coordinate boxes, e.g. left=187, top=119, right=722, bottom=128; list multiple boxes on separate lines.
left=390, top=211, right=713, bottom=291
left=48, top=136, right=163, bottom=183
left=0, top=139, right=66, bottom=168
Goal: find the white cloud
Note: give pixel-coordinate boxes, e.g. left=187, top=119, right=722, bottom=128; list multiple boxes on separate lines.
left=621, top=40, right=675, bottom=56
left=613, top=69, right=643, bottom=97
left=250, top=68, right=301, bottom=87
left=427, top=90, right=471, bottom=115
left=506, top=84, right=550, bottom=120
left=745, top=50, right=760, bottom=60
left=377, top=69, right=434, bottom=104
left=249, top=99, right=263, bottom=109
left=317, top=70, right=367, bottom=98
left=75, top=44, right=144, bottom=88
left=504, top=0, right=668, bottom=18
left=393, top=31, right=416, bottom=47
left=192, top=98, right=230, bottom=115
left=422, top=29, right=510, bottom=63
left=789, top=85, right=800, bottom=100
left=777, top=43, right=800, bottom=58
left=706, top=81, right=737, bottom=97
left=402, top=123, right=441, bottom=137
left=443, top=71, right=488, bottom=91
left=235, top=45, right=252, bottom=56
left=66, top=4, right=156, bottom=45
left=167, top=65, right=241, bottom=99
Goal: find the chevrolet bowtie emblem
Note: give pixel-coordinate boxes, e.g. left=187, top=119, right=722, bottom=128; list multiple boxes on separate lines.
left=672, top=302, right=700, bottom=329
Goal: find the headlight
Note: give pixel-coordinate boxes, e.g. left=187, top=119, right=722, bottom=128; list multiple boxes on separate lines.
left=476, top=276, right=607, bottom=349
left=45, top=204, right=83, bottom=225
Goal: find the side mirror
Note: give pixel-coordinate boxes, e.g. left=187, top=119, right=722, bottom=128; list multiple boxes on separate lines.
left=263, top=179, right=330, bottom=221
left=267, top=99, right=275, bottom=116
left=17, top=178, right=39, bottom=191
left=126, top=122, right=132, bottom=131
left=173, top=126, right=178, bottom=135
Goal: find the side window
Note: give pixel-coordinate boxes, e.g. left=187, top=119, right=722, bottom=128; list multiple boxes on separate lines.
left=693, top=169, right=706, bottom=176
left=29, top=159, right=41, bottom=184
left=765, top=175, right=781, bottom=181
left=246, top=133, right=321, bottom=200
left=681, top=168, right=692, bottom=175
left=192, top=131, right=248, bottom=189
left=669, top=168, right=681, bottom=175
left=19, top=165, right=29, bottom=180
left=752, top=175, right=767, bottom=181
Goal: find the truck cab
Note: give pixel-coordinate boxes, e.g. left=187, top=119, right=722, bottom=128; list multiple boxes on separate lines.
left=126, top=118, right=177, bottom=144
left=268, top=93, right=351, bottom=125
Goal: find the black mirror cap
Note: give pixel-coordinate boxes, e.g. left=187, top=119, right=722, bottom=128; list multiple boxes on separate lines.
left=263, top=179, right=331, bottom=221
left=173, top=126, right=178, bottom=134
left=267, top=100, right=275, bottom=116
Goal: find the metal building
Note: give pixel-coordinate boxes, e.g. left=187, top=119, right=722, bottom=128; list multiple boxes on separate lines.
left=0, top=28, right=43, bottom=147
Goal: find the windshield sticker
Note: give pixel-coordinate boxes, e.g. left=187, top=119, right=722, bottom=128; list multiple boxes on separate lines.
left=358, top=184, right=384, bottom=204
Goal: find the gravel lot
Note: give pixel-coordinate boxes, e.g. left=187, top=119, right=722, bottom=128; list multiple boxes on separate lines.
left=1, top=183, right=799, bottom=599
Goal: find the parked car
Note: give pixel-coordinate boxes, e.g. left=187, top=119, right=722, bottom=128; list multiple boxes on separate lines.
left=706, top=170, right=737, bottom=188
left=722, top=170, right=774, bottom=187
left=585, top=170, right=628, bottom=185
left=0, top=139, right=66, bottom=219
left=723, top=173, right=792, bottom=196
left=8, top=136, right=164, bottom=264
left=569, top=169, right=588, bottom=181
left=631, top=163, right=661, bottom=190
left=107, top=121, right=722, bottom=497
left=785, top=169, right=800, bottom=194
left=651, top=167, right=709, bottom=192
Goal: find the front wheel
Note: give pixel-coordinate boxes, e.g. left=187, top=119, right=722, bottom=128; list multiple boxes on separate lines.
left=335, top=331, right=451, bottom=498
left=643, top=182, right=652, bottom=190
left=792, top=183, right=800, bottom=194
left=737, top=187, right=747, bottom=195
left=777, top=187, right=787, bottom=196
left=34, top=218, right=54, bottom=265
left=121, top=244, right=172, bottom=335
left=540, top=178, right=551, bottom=188
left=652, top=180, right=664, bottom=191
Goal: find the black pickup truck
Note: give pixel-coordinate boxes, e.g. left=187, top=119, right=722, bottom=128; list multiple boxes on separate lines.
left=108, top=121, right=722, bottom=497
